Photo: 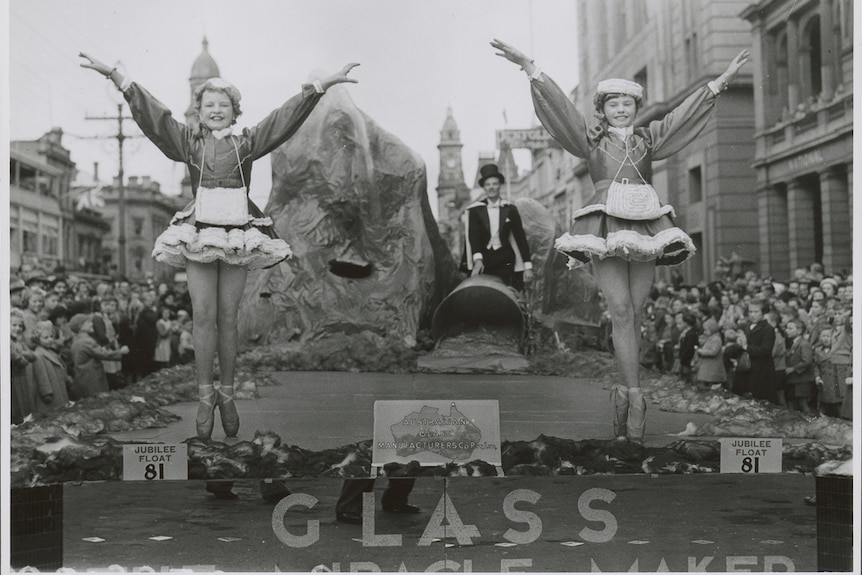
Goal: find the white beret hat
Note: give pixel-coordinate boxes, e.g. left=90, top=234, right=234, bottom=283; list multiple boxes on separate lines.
left=596, top=78, right=644, bottom=99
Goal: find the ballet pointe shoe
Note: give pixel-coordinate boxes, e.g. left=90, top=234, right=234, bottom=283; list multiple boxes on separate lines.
left=626, top=387, right=647, bottom=443
left=196, top=384, right=216, bottom=440
left=610, top=385, right=629, bottom=439
left=217, top=384, right=240, bottom=438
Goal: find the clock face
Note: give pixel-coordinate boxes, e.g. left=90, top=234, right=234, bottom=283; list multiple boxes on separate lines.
left=446, top=159, right=456, bottom=168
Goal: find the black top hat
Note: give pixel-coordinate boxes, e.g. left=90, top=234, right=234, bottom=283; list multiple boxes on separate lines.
left=478, top=163, right=505, bottom=187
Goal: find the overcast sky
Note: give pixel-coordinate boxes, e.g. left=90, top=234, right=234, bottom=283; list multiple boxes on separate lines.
left=7, top=0, right=580, bottom=213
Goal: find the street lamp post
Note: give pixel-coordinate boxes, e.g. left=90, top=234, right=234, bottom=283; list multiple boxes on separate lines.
left=86, top=102, right=133, bottom=279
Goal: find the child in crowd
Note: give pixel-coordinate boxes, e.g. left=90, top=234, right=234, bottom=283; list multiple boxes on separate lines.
left=677, top=314, right=699, bottom=385
left=766, top=311, right=789, bottom=408
left=31, top=321, right=71, bottom=415
left=695, top=318, right=725, bottom=389
left=813, top=329, right=842, bottom=417
left=721, top=328, right=742, bottom=393
left=177, top=316, right=195, bottom=364
left=785, top=319, right=815, bottom=415
left=69, top=314, right=130, bottom=399
left=655, top=310, right=675, bottom=373
left=10, top=309, right=36, bottom=424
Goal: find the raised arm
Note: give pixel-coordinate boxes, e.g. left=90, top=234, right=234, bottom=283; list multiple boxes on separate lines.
left=79, top=52, right=191, bottom=162
left=650, top=50, right=750, bottom=160
left=491, top=39, right=590, bottom=159
left=246, top=62, right=360, bottom=159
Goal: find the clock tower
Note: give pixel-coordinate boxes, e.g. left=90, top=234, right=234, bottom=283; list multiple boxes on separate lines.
left=436, top=108, right=470, bottom=258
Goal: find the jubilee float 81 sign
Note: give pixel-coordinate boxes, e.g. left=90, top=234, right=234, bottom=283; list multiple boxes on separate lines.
left=719, top=438, right=782, bottom=474
left=372, top=400, right=501, bottom=466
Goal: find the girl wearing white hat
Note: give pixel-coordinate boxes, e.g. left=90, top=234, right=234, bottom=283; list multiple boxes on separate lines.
left=492, top=38, right=749, bottom=442
left=80, top=53, right=359, bottom=440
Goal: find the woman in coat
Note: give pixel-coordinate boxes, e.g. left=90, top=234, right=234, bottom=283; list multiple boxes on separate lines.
left=70, top=314, right=129, bottom=399
left=739, top=299, right=777, bottom=403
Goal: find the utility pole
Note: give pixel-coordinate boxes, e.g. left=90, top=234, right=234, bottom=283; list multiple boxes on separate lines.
left=86, top=103, right=134, bottom=279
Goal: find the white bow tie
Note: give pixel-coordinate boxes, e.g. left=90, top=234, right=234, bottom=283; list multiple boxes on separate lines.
left=211, top=127, right=233, bottom=140
left=487, top=201, right=501, bottom=208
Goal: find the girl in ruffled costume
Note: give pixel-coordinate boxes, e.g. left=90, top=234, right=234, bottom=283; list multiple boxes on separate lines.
left=80, top=53, right=359, bottom=440
left=491, top=39, right=749, bottom=442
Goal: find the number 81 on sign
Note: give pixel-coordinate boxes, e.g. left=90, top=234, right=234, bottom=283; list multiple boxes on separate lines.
left=719, top=438, right=782, bottom=474
left=123, top=444, right=188, bottom=481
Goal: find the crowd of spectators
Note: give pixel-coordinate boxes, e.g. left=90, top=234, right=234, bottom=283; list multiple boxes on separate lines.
left=634, top=262, right=853, bottom=421
left=9, top=261, right=855, bottom=426
left=9, top=273, right=195, bottom=424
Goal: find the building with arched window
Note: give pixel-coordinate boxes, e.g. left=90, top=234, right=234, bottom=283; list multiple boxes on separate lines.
left=741, top=0, right=853, bottom=279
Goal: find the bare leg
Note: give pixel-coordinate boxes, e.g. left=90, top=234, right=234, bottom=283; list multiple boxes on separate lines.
left=593, top=258, right=655, bottom=442
left=593, top=258, right=639, bottom=388
left=186, top=261, right=220, bottom=439
left=215, top=261, right=248, bottom=437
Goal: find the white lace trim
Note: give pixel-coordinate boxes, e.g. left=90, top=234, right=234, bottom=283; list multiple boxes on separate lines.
left=152, top=224, right=292, bottom=270
left=555, top=227, right=695, bottom=269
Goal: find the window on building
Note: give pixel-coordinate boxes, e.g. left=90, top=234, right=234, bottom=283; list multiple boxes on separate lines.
left=22, top=222, right=39, bottom=253
left=841, top=0, right=853, bottom=42
left=688, top=232, right=704, bottom=282
left=16, top=163, right=38, bottom=192
left=38, top=174, right=55, bottom=197
left=804, top=16, right=823, bottom=99
left=132, top=245, right=146, bottom=273
left=43, top=225, right=59, bottom=257
left=553, top=191, right=568, bottom=233
left=133, top=217, right=144, bottom=237
left=634, top=67, right=648, bottom=104
left=10, top=221, right=20, bottom=252
left=685, top=33, right=699, bottom=81
left=688, top=165, right=703, bottom=204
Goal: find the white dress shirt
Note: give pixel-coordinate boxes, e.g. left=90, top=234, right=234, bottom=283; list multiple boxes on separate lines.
left=487, top=200, right=502, bottom=250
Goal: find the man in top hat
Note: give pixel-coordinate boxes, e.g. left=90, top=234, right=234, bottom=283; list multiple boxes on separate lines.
left=463, top=163, right=533, bottom=291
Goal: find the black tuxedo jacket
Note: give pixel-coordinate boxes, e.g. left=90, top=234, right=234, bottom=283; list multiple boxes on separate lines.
left=464, top=199, right=531, bottom=271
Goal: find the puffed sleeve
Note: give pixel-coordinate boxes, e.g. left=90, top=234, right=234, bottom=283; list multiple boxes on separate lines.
left=530, top=73, right=591, bottom=159
left=245, top=84, right=324, bottom=160
left=648, top=85, right=718, bottom=160
left=123, top=82, right=193, bottom=163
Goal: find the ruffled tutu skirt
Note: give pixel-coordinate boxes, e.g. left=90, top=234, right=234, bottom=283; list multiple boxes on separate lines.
left=554, top=194, right=695, bottom=270
left=152, top=199, right=291, bottom=270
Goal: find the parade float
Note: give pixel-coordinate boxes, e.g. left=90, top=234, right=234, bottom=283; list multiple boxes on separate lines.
left=9, top=85, right=853, bottom=573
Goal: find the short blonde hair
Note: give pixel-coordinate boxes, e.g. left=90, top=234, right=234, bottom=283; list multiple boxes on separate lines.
left=193, top=78, right=242, bottom=124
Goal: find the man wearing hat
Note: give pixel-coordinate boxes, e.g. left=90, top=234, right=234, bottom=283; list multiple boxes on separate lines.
left=10, top=278, right=28, bottom=310
left=463, top=163, right=533, bottom=291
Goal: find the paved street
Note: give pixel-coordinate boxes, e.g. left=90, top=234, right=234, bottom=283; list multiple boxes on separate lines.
left=109, top=371, right=717, bottom=449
